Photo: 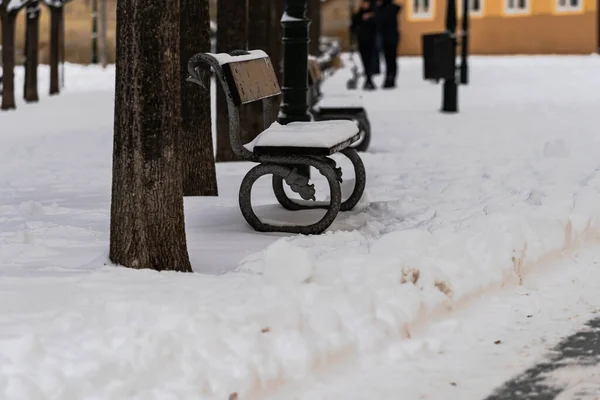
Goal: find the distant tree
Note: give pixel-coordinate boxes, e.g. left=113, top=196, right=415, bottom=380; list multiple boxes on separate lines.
left=180, top=0, right=218, bottom=196
left=24, top=0, right=41, bottom=103
left=215, top=0, right=248, bottom=162
left=307, top=0, right=321, bottom=56
left=247, top=0, right=270, bottom=136
left=43, top=0, right=70, bottom=95
left=110, top=0, right=192, bottom=272
left=1, top=0, right=28, bottom=110
left=267, top=0, right=283, bottom=122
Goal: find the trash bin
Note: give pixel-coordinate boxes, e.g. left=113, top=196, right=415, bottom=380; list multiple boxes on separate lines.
left=422, top=32, right=455, bottom=81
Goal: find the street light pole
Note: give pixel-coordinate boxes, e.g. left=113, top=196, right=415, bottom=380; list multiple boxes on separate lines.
left=279, top=0, right=312, bottom=177
left=91, top=0, right=98, bottom=64
left=442, top=0, right=458, bottom=113
left=278, top=0, right=311, bottom=125
left=459, top=0, right=469, bottom=85
left=597, top=0, right=600, bottom=54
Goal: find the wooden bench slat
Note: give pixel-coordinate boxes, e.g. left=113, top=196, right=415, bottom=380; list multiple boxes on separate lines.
left=223, top=58, right=281, bottom=105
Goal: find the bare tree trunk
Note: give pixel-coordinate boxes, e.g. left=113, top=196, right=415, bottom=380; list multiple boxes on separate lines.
left=100, top=0, right=107, bottom=67
left=180, top=0, right=218, bottom=196
left=49, top=6, right=61, bottom=95
left=267, top=0, right=283, bottom=122
left=307, top=0, right=321, bottom=56
left=246, top=0, right=270, bottom=136
left=24, top=2, right=41, bottom=103
left=1, top=8, right=17, bottom=110
left=59, top=4, right=65, bottom=89
left=110, top=0, right=192, bottom=272
left=216, top=0, right=248, bottom=162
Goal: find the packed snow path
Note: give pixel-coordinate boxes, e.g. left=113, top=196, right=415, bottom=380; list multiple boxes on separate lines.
left=0, top=56, right=599, bottom=399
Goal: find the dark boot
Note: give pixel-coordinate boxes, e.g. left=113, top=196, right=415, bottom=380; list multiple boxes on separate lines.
left=382, top=76, right=396, bottom=89
left=363, top=78, right=376, bottom=90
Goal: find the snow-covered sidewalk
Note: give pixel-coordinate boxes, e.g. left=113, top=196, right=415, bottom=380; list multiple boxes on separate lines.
left=1, top=56, right=600, bottom=399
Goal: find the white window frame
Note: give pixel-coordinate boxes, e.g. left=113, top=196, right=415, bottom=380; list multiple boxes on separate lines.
left=555, top=0, right=583, bottom=12
left=504, top=0, right=529, bottom=15
left=411, top=0, right=434, bottom=19
left=457, top=0, right=484, bottom=16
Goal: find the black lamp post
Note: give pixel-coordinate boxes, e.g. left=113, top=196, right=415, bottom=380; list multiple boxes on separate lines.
left=279, top=0, right=312, bottom=177
left=442, top=0, right=458, bottom=113
left=460, top=0, right=469, bottom=85
left=278, top=0, right=311, bottom=124
left=91, top=0, right=98, bottom=64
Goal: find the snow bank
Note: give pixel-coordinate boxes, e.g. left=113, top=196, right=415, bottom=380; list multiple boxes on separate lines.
left=1, top=56, right=600, bottom=399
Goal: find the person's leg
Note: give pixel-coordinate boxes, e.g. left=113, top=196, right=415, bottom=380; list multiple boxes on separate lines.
left=382, top=40, right=398, bottom=88
left=359, top=41, right=376, bottom=90
left=371, top=35, right=381, bottom=75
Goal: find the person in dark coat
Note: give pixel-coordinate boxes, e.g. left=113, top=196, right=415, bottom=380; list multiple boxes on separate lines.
left=375, top=0, right=402, bottom=88
left=351, top=0, right=378, bottom=90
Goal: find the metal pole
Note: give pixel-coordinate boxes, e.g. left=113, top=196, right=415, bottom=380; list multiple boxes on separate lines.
left=91, top=0, right=98, bottom=64
left=442, top=0, right=458, bottom=113
left=279, top=0, right=311, bottom=176
left=597, top=0, right=600, bottom=54
left=459, top=0, right=469, bottom=84
left=60, top=6, right=65, bottom=88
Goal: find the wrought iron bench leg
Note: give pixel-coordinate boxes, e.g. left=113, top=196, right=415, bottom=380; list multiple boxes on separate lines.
left=272, top=148, right=366, bottom=213
left=239, top=160, right=342, bottom=235
left=339, top=148, right=366, bottom=211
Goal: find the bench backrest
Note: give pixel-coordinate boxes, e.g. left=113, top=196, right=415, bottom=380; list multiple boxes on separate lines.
left=218, top=50, right=281, bottom=106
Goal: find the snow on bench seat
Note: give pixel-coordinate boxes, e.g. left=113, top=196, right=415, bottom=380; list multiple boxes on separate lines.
left=244, top=120, right=360, bottom=156
left=315, top=93, right=365, bottom=111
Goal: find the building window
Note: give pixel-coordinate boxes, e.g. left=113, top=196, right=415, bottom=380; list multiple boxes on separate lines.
left=470, top=0, right=482, bottom=12
left=556, top=0, right=582, bottom=11
left=412, top=0, right=433, bottom=18
left=458, top=0, right=484, bottom=16
left=505, top=0, right=529, bottom=14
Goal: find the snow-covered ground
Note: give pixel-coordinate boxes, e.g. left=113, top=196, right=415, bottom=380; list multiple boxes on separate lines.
left=1, top=56, right=600, bottom=400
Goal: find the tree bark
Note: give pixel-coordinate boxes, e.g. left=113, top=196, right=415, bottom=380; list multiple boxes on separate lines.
left=49, top=6, right=62, bottom=95
left=267, top=0, right=283, bottom=123
left=307, top=0, right=321, bottom=56
left=110, top=0, right=192, bottom=272
left=216, top=0, right=248, bottom=162
left=180, top=0, right=218, bottom=195
left=1, top=9, right=17, bottom=110
left=246, top=0, right=270, bottom=136
left=24, top=2, right=41, bottom=103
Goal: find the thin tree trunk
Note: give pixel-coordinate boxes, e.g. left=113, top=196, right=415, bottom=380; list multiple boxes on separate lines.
left=59, top=4, right=65, bottom=88
left=24, top=2, right=41, bottom=103
left=247, top=0, right=270, bottom=136
left=180, top=0, right=218, bottom=196
left=49, top=6, right=61, bottom=95
left=307, top=0, right=321, bottom=56
left=100, top=0, right=107, bottom=67
left=267, top=0, right=283, bottom=122
left=110, top=0, right=192, bottom=272
left=1, top=9, right=17, bottom=110
left=216, top=0, right=248, bottom=162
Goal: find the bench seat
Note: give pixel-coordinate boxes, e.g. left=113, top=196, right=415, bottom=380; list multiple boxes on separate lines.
left=314, top=93, right=365, bottom=111
left=244, top=120, right=360, bottom=156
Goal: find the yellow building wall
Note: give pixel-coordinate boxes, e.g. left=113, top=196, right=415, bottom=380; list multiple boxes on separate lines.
left=322, top=0, right=598, bottom=56
left=400, top=0, right=598, bottom=55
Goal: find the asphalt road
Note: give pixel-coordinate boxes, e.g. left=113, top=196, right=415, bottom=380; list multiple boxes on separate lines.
left=485, top=317, right=600, bottom=400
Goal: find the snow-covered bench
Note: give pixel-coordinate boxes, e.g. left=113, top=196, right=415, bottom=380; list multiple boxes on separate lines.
left=187, top=49, right=367, bottom=235
left=307, top=53, right=371, bottom=152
